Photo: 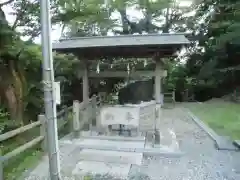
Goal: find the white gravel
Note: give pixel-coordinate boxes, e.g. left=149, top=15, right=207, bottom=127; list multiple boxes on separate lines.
left=24, top=106, right=240, bottom=180
left=129, top=107, right=240, bottom=180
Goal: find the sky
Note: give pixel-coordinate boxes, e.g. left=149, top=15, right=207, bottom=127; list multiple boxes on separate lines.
left=3, top=0, right=193, bottom=44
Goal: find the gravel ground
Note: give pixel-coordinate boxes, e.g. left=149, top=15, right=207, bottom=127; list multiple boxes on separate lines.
left=24, top=106, right=240, bottom=180
left=128, top=107, right=240, bottom=180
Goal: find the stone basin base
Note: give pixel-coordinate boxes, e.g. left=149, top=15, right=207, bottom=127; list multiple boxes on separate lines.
left=98, top=101, right=157, bottom=133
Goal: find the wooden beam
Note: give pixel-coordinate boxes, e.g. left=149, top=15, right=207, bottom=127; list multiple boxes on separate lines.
left=0, top=121, right=41, bottom=142
left=78, top=70, right=167, bottom=78
left=3, top=136, right=44, bottom=163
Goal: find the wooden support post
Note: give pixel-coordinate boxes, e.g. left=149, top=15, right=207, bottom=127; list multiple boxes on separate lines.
left=154, top=59, right=162, bottom=144
left=82, top=61, right=89, bottom=130
left=62, top=106, right=70, bottom=132
left=154, top=130, right=160, bottom=145
left=73, top=100, right=80, bottom=137
left=91, top=95, right=97, bottom=129
left=83, top=62, right=89, bottom=103
left=64, top=106, right=68, bottom=121
left=155, top=60, right=162, bottom=104
left=65, top=107, right=72, bottom=133
left=39, top=114, right=47, bottom=152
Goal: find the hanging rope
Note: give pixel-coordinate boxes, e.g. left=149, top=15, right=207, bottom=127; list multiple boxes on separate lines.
left=144, top=59, right=147, bottom=67
left=96, top=61, right=100, bottom=73
left=89, top=59, right=155, bottom=67
left=127, top=63, right=130, bottom=85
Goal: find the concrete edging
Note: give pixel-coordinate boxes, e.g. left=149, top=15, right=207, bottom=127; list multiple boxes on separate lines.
left=186, top=109, right=219, bottom=141
left=80, top=134, right=145, bottom=142
left=59, top=141, right=184, bottom=157
left=233, top=140, right=240, bottom=148
left=185, top=108, right=239, bottom=151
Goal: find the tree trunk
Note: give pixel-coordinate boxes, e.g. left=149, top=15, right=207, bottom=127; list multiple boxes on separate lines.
left=9, top=59, right=24, bottom=124
left=4, top=85, right=21, bottom=124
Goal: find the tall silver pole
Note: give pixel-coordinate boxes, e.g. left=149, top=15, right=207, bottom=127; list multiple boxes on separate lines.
left=40, top=0, right=61, bottom=179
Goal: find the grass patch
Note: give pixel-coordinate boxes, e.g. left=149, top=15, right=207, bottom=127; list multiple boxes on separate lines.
left=4, top=146, right=44, bottom=180
left=1, top=126, right=44, bottom=180
left=1, top=112, right=72, bottom=179
left=186, top=100, right=240, bottom=140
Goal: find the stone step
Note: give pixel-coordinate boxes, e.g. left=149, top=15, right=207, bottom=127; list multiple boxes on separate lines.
left=72, top=161, right=131, bottom=178
left=80, top=134, right=145, bottom=142
left=60, top=140, right=184, bottom=157
left=78, top=149, right=143, bottom=165
left=73, top=138, right=145, bottom=149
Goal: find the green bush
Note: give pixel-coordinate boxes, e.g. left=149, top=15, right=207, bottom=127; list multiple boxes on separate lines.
left=0, top=108, right=10, bottom=133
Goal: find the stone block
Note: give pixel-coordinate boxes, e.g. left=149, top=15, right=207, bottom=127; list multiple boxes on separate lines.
left=215, top=136, right=239, bottom=151
left=78, top=149, right=143, bottom=165
left=72, top=161, right=131, bottom=178
left=74, top=138, right=145, bottom=149
left=80, top=134, right=145, bottom=142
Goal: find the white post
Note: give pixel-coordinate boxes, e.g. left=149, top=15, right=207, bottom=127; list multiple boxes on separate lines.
left=73, top=100, right=80, bottom=137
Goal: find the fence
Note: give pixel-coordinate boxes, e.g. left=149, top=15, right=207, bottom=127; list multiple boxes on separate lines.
left=73, top=95, right=102, bottom=137
left=0, top=105, right=72, bottom=179
left=0, top=94, right=104, bottom=179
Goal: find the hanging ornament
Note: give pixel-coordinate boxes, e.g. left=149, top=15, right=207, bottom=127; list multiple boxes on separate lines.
left=96, top=61, right=100, bottom=74
left=127, top=63, right=130, bottom=74
left=144, top=59, right=147, bottom=67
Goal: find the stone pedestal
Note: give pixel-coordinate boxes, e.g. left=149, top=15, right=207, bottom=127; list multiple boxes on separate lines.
left=98, top=101, right=157, bottom=135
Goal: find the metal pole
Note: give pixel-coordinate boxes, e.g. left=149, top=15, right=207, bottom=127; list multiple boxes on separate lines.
left=40, top=0, right=61, bottom=179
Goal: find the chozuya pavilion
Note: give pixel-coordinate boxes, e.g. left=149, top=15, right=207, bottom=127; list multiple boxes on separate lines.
left=52, top=33, right=189, bottom=152
left=19, top=33, right=190, bottom=179
left=53, top=34, right=189, bottom=135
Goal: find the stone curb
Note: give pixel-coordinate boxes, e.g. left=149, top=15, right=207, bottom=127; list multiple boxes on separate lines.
left=80, top=134, right=145, bottom=142
left=233, top=140, right=240, bottom=148
left=185, top=108, right=239, bottom=151
left=59, top=141, right=184, bottom=157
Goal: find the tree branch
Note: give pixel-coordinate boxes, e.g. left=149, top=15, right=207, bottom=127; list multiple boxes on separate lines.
left=11, top=1, right=27, bottom=30
left=0, top=0, right=15, bottom=7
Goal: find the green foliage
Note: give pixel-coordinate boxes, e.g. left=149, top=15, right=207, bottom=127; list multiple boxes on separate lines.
left=0, top=108, right=9, bottom=133
left=181, top=0, right=240, bottom=99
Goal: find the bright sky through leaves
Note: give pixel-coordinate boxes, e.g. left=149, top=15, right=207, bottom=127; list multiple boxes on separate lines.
left=3, top=0, right=193, bottom=43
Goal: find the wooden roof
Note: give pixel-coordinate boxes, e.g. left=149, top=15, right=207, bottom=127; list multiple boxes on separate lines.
left=52, top=33, right=190, bottom=59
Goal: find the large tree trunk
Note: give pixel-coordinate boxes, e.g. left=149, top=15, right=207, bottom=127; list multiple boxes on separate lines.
left=4, top=85, right=20, bottom=123
left=0, top=5, right=25, bottom=125
left=9, top=59, right=24, bottom=124
left=0, top=60, right=25, bottom=125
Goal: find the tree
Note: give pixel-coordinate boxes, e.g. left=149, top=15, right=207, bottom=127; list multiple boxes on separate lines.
left=0, top=0, right=81, bottom=125
left=182, top=0, right=240, bottom=100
